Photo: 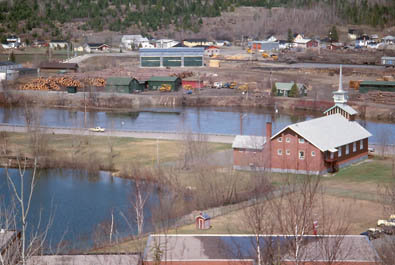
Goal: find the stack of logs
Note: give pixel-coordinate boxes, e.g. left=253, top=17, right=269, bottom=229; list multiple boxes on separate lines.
left=353, top=91, right=395, bottom=105
left=20, top=77, right=106, bottom=91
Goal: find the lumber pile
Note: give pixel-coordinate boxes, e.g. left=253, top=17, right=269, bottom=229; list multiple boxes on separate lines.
left=353, top=91, right=395, bottom=105
left=20, top=77, right=106, bottom=91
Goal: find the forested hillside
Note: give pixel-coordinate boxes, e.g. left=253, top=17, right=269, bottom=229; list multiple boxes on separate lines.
left=0, top=0, right=394, bottom=41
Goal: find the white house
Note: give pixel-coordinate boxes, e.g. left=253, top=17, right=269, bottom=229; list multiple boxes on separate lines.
left=84, top=43, right=110, bottom=53
left=266, top=35, right=277, bottom=42
left=355, top=35, right=370, bottom=48
left=215, top=40, right=230, bottom=47
left=49, top=40, right=68, bottom=49
left=293, top=34, right=311, bottom=48
left=383, top=35, right=395, bottom=45
left=121, top=35, right=152, bottom=49
left=155, top=39, right=179, bottom=49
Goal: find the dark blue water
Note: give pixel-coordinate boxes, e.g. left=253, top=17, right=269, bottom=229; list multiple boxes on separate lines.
left=0, top=106, right=393, bottom=144
left=0, top=168, right=158, bottom=250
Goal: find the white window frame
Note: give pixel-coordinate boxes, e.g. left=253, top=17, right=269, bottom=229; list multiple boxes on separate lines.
left=338, top=146, right=342, bottom=157
left=299, top=138, right=305, bottom=144
left=353, top=142, right=356, bottom=152
left=311, top=151, right=316, bottom=157
left=299, top=150, right=305, bottom=160
left=286, top=137, right=291, bottom=143
left=278, top=137, right=282, bottom=143
left=286, top=149, right=290, bottom=156
left=346, top=145, right=349, bottom=155
left=277, top=149, right=283, bottom=156
left=360, top=140, right=363, bottom=150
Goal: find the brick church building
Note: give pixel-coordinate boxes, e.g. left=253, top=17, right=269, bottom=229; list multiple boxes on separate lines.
left=233, top=66, right=372, bottom=174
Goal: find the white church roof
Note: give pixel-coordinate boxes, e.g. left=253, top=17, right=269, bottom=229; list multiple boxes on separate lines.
left=271, top=114, right=371, bottom=152
left=232, top=135, right=266, bottom=150
left=324, top=104, right=358, bottom=115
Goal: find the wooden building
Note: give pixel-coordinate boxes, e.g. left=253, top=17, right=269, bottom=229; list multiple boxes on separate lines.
left=359, top=81, right=395, bottom=93
left=84, top=43, right=110, bottom=53
left=39, top=62, right=79, bottom=72
left=105, top=77, right=141, bottom=93
left=147, top=76, right=182, bottom=91
left=195, top=213, right=211, bottom=230
left=182, top=78, right=204, bottom=89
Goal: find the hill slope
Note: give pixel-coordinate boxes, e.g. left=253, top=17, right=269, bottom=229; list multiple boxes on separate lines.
left=0, top=0, right=394, bottom=41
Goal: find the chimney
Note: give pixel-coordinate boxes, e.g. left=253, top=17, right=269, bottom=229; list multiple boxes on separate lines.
left=266, top=122, right=272, bottom=139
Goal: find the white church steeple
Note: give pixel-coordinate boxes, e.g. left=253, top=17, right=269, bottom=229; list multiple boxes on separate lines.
left=324, top=65, right=358, bottom=121
left=332, top=65, right=348, bottom=104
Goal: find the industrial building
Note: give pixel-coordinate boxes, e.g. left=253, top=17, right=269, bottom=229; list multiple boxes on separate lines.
left=139, top=48, right=204, bottom=67
left=105, top=77, right=142, bottom=93
left=359, top=81, right=395, bottom=93
left=147, top=76, right=182, bottom=91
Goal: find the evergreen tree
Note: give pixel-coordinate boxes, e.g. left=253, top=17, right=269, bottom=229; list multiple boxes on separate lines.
left=328, top=25, right=339, bottom=42
left=289, top=83, right=299, bottom=98
left=287, top=28, right=293, bottom=43
left=9, top=51, right=16, bottom=62
left=271, top=83, right=278, bottom=96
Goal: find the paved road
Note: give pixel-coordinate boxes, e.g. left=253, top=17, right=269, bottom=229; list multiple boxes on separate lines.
left=255, top=61, right=385, bottom=70
left=64, top=52, right=138, bottom=64
left=0, top=124, right=235, bottom=144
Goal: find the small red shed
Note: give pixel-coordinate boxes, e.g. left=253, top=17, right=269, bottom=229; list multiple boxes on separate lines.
left=195, top=213, right=211, bottom=230
left=182, top=79, right=204, bottom=89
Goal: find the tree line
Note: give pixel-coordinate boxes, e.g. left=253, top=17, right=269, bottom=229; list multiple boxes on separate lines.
left=0, top=0, right=394, bottom=40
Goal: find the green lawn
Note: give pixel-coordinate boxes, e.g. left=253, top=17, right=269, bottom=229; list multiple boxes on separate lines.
left=1, top=132, right=231, bottom=172
left=329, top=158, right=394, bottom=183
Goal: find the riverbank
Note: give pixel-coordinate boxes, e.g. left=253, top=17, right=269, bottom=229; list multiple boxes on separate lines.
left=1, top=90, right=395, bottom=122
left=0, top=132, right=230, bottom=174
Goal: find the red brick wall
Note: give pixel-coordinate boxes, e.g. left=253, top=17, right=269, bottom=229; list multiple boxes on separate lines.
left=144, top=260, right=254, bottom=265
left=334, top=138, right=369, bottom=166
left=270, top=129, right=325, bottom=173
left=233, top=148, right=266, bottom=168
left=283, top=261, right=377, bottom=265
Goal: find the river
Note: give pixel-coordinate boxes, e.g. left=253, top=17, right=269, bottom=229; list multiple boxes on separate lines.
left=0, top=105, right=393, bottom=250
left=0, top=168, right=158, bottom=251
left=0, top=106, right=393, bottom=144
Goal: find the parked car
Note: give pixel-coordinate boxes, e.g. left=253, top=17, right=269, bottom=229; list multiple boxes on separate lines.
left=89, top=126, right=105, bottom=132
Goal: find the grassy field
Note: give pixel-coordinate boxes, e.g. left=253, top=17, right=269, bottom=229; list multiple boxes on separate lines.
left=1, top=132, right=231, bottom=173
left=93, top=157, right=394, bottom=253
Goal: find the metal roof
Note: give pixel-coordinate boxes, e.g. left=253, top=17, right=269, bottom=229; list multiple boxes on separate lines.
left=232, top=135, right=266, bottom=150
left=139, top=47, right=204, bottom=56
left=0, top=230, right=18, bottom=252
left=0, top=61, right=17, bottom=66
left=27, top=255, right=139, bottom=265
left=147, top=76, right=179, bottom=82
left=39, top=62, right=78, bottom=70
left=324, top=104, right=358, bottom=115
left=359, top=81, right=395, bottom=86
left=106, top=77, right=133, bottom=86
left=144, top=234, right=377, bottom=262
left=275, top=82, right=305, bottom=91
left=271, top=114, right=371, bottom=152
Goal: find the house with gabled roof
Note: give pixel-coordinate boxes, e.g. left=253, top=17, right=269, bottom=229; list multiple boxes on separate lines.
left=233, top=66, right=372, bottom=174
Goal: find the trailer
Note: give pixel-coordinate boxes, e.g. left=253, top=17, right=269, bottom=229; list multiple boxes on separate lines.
left=381, top=56, right=395, bottom=68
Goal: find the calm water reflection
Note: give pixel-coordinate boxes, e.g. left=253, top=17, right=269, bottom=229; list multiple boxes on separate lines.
left=0, top=168, right=158, bottom=250
left=0, top=106, right=393, bottom=144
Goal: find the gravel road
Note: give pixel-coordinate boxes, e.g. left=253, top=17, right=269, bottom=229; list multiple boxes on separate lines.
left=0, top=124, right=235, bottom=144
